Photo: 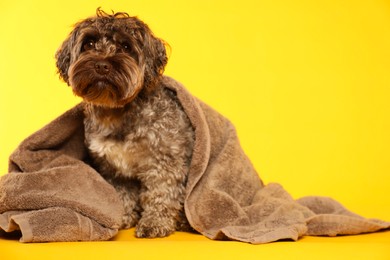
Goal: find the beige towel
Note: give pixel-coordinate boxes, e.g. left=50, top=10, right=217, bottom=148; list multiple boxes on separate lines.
left=0, top=105, right=123, bottom=242
left=1, top=76, right=388, bottom=243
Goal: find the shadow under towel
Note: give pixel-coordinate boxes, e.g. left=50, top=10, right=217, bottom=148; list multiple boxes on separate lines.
left=0, top=76, right=389, bottom=243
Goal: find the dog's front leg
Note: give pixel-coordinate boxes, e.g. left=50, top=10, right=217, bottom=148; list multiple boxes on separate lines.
left=135, top=166, right=186, bottom=238
left=112, top=179, right=142, bottom=229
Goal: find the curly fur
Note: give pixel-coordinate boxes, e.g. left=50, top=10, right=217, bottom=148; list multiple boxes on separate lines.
left=55, top=8, right=194, bottom=238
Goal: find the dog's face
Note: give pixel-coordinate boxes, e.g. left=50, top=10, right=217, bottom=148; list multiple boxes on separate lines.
left=55, top=10, right=167, bottom=107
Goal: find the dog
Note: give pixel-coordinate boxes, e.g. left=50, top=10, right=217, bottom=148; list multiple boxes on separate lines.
left=55, top=9, right=195, bottom=238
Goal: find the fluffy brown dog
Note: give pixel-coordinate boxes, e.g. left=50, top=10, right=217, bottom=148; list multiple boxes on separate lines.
left=55, top=9, right=194, bottom=238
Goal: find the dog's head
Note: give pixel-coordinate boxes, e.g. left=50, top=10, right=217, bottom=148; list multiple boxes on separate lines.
left=55, top=9, right=167, bottom=107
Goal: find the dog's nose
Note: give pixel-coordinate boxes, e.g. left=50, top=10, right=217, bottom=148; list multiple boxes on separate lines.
left=95, top=61, right=111, bottom=75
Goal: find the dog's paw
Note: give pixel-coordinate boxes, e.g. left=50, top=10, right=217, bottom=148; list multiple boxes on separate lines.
left=135, top=218, right=175, bottom=238
left=120, top=210, right=140, bottom=230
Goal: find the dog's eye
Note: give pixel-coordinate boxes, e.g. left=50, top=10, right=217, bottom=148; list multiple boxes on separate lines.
left=82, top=39, right=96, bottom=51
left=121, top=42, right=131, bottom=52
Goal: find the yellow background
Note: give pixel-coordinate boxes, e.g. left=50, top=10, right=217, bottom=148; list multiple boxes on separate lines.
left=1, top=0, right=389, bottom=225
left=1, top=1, right=389, bottom=258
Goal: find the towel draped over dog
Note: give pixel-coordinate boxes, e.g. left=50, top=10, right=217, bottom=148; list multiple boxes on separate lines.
left=1, top=77, right=389, bottom=243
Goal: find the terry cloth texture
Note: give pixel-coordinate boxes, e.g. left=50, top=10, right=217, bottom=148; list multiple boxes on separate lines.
left=1, top=76, right=389, bottom=243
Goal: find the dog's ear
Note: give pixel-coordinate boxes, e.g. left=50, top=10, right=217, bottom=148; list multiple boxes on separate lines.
left=147, top=36, right=168, bottom=77
left=55, top=23, right=83, bottom=85
left=55, top=36, right=72, bottom=84
left=140, top=25, right=168, bottom=86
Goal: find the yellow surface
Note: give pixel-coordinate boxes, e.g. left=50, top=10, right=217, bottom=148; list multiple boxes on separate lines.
left=0, top=0, right=389, bottom=258
left=1, top=229, right=389, bottom=259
